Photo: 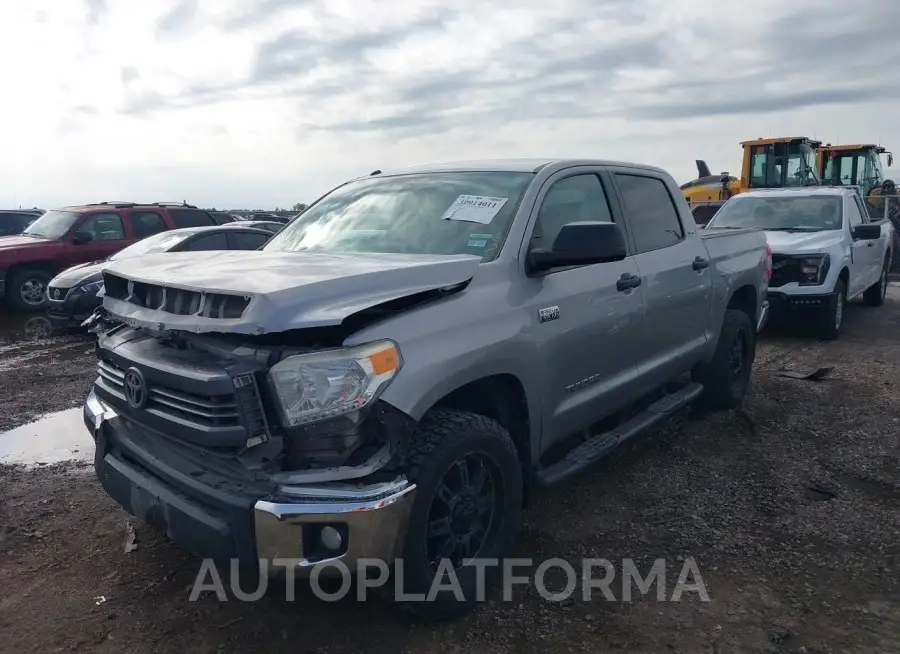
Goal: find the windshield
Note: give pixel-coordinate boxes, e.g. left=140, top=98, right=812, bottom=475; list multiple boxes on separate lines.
left=22, top=210, right=81, bottom=239
left=708, top=196, right=842, bottom=231
left=263, top=171, right=534, bottom=260
left=109, top=231, right=188, bottom=260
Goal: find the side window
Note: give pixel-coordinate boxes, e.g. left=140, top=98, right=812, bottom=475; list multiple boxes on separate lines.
left=79, top=212, right=125, bottom=241
left=130, top=212, right=168, bottom=239
left=531, top=174, right=613, bottom=250
left=168, top=208, right=215, bottom=228
left=186, top=233, right=228, bottom=251
left=227, top=231, right=269, bottom=250
left=614, top=174, right=684, bottom=253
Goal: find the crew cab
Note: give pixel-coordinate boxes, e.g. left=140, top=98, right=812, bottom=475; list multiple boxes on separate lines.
left=706, top=187, right=894, bottom=339
left=83, top=159, right=770, bottom=620
left=0, top=202, right=216, bottom=311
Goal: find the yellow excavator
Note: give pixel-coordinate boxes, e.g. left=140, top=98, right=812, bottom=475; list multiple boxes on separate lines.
left=681, top=136, right=822, bottom=224
left=816, top=143, right=893, bottom=211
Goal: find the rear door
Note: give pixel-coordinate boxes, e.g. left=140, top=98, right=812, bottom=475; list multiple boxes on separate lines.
left=126, top=210, right=169, bottom=242
left=519, top=168, right=644, bottom=448
left=607, top=169, right=713, bottom=388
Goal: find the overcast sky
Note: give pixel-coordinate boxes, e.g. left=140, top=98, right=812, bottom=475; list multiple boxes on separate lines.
left=1, top=0, right=896, bottom=210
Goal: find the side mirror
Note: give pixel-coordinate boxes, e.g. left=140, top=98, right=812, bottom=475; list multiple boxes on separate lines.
left=72, top=231, right=94, bottom=244
left=528, top=222, right=627, bottom=273
left=851, top=223, right=881, bottom=240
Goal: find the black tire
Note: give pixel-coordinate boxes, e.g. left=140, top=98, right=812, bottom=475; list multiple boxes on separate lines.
left=863, top=257, right=889, bottom=307
left=692, top=309, right=755, bottom=410
left=816, top=279, right=846, bottom=341
left=6, top=268, right=50, bottom=312
left=391, top=409, right=523, bottom=622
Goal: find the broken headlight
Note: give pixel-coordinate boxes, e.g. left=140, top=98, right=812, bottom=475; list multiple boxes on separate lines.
left=798, top=254, right=829, bottom=286
left=267, top=340, right=402, bottom=427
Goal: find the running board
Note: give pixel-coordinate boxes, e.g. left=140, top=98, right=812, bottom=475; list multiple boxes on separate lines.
left=535, top=383, right=704, bottom=487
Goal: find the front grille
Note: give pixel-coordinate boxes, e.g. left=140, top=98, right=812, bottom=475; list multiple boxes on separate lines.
left=769, top=255, right=800, bottom=288
left=103, top=273, right=250, bottom=319
left=48, top=286, right=69, bottom=300
left=98, top=359, right=242, bottom=428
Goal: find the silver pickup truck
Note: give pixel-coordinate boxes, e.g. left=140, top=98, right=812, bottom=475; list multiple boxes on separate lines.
left=83, top=159, right=770, bottom=620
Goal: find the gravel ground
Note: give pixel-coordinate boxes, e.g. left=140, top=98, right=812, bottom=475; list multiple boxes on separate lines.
left=1, top=293, right=899, bottom=653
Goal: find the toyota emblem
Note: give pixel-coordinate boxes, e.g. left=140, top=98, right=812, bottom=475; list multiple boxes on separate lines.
left=124, top=367, right=148, bottom=409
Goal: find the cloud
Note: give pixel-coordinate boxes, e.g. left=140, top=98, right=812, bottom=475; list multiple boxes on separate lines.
left=155, top=0, right=200, bottom=40
left=3, top=0, right=900, bottom=209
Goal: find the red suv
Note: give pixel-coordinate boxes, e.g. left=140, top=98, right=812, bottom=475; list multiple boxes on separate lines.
left=0, top=202, right=216, bottom=311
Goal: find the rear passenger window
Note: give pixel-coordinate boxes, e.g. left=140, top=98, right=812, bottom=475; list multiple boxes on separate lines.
left=531, top=174, right=613, bottom=250
left=228, top=231, right=269, bottom=250
left=130, top=212, right=168, bottom=238
left=186, top=233, right=228, bottom=251
left=168, top=209, right=215, bottom=228
left=614, top=174, right=684, bottom=253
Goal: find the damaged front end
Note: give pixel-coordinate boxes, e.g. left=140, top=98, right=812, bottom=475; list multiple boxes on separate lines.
left=84, top=253, right=475, bottom=569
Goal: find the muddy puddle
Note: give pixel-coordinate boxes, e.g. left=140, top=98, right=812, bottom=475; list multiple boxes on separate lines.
left=0, top=312, right=72, bottom=342
left=0, top=408, right=93, bottom=466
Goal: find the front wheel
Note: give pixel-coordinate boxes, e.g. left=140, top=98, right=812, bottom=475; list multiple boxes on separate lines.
left=393, top=409, right=523, bottom=622
left=816, top=279, right=846, bottom=340
left=692, top=309, right=756, bottom=410
left=7, top=268, right=50, bottom=312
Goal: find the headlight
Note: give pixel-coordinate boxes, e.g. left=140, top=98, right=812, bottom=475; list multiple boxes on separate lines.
left=268, top=340, right=402, bottom=427
left=76, top=280, right=104, bottom=296
left=798, top=254, right=829, bottom=285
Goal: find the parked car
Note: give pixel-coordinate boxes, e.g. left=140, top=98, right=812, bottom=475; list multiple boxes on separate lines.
left=47, top=225, right=273, bottom=326
left=208, top=211, right=238, bottom=225
left=0, top=209, right=43, bottom=237
left=83, top=159, right=770, bottom=620
left=250, top=213, right=289, bottom=223
left=705, top=187, right=893, bottom=339
left=222, top=220, right=283, bottom=235
left=0, top=202, right=216, bottom=312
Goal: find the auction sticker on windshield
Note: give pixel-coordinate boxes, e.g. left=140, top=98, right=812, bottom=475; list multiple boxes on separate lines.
left=442, top=195, right=508, bottom=224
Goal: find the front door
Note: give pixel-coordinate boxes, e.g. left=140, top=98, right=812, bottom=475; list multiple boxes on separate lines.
left=608, top=171, right=713, bottom=387
left=847, top=195, right=877, bottom=296
left=69, top=212, right=129, bottom=265
left=519, top=170, right=644, bottom=449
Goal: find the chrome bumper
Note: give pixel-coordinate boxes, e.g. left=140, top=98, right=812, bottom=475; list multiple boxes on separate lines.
left=84, top=390, right=416, bottom=572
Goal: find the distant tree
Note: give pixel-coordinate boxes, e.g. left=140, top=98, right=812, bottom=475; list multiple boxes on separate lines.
left=292, top=202, right=307, bottom=212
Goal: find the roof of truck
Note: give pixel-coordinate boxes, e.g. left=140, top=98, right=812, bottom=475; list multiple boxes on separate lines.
left=375, top=158, right=669, bottom=176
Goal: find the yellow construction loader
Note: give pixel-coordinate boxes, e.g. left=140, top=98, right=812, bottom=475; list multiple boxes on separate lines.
left=816, top=143, right=893, bottom=212
left=681, top=136, right=822, bottom=224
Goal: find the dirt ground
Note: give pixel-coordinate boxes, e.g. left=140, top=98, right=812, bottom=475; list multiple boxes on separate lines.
left=1, top=294, right=899, bottom=654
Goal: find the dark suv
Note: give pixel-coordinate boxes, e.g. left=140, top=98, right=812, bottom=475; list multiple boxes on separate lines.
left=0, top=210, right=43, bottom=237
left=0, top=202, right=215, bottom=311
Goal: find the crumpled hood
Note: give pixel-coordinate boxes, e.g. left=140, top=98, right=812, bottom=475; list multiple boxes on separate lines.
left=50, top=260, right=107, bottom=288
left=101, top=250, right=482, bottom=334
left=764, top=230, right=843, bottom=254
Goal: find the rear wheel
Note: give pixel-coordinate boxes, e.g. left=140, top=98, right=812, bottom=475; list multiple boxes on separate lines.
left=863, top=258, right=889, bottom=307
left=816, top=279, right=846, bottom=341
left=7, top=268, right=50, bottom=312
left=692, top=309, right=755, bottom=410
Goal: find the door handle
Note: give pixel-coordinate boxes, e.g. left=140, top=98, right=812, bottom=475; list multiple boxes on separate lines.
left=692, top=256, right=710, bottom=270
left=867, top=242, right=875, bottom=247
left=617, top=273, right=642, bottom=292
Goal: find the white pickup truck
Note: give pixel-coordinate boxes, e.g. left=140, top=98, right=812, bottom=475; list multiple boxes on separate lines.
left=706, top=187, right=894, bottom=340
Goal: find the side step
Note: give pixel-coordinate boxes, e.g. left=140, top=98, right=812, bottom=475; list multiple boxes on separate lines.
left=535, top=383, right=704, bottom=487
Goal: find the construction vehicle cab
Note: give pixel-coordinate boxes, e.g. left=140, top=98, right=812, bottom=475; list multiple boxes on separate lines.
left=681, top=136, right=821, bottom=224
left=817, top=144, right=893, bottom=200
